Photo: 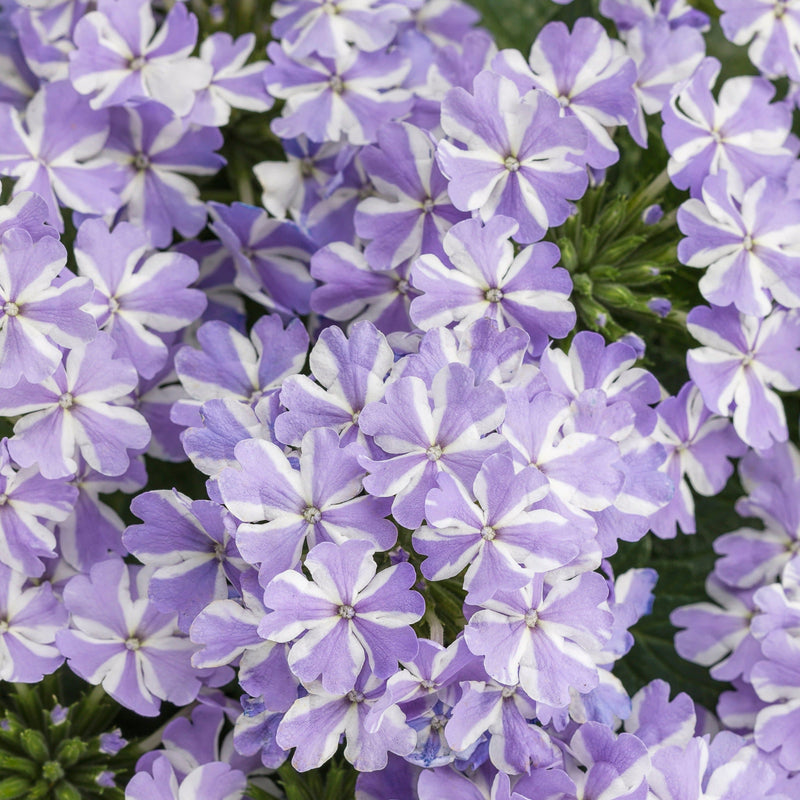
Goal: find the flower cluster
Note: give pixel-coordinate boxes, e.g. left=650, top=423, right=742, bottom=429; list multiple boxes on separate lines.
left=0, top=0, right=798, bottom=798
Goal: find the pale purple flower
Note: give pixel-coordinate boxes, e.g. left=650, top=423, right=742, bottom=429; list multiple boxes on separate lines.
left=260, top=539, right=424, bottom=693
left=75, top=218, right=206, bottom=378
left=309, top=242, right=417, bottom=334
left=104, top=101, right=225, bottom=248
left=275, top=320, right=394, bottom=448
left=0, top=191, right=59, bottom=244
left=265, top=42, right=412, bottom=145
left=69, top=0, right=212, bottom=115
left=677, top=172, right=800, bottom=316
left=463, top=572, right=613, bottom=707
left=718, top=0, right=800, bottom=81
left=445, top=679, right=562, bottom=774
left=408, top=0, right=481, bottom=47
left=601, top=0, right=710, bottom=30
left=208, top=202, right=315, bottom=317
left=355, top=122, right=467, bottom=270
left=186, top=32, right=272, bottom=127
left=173, top=314, right=308, bottom=426
left=624, top=19, right=706, bottom=147
left=0, top=79, right=122, bottom=230
left=0, top=334, right=151, bottom=479
left=126, top=754, right=246, bottom=800
left=0, top=565, right=66, bottom=681
left=358, top=362, right=507, bottom=529
left=276, top=668, right=416, bottom=772
left=492, top=18, right=637, bottom=168
left=662, top=57, right=797, bottom=198
left=414, top=454, right=578, bottom=604
left=624, top=679, right=697, bottom=750
left=57, top=557, right=201, bottom=716
left=650, top=381, right=746, bottom=538
left=271, top=0, right=413, bottom=58
left=216, top=427, right=396, bottom=586
left=410, top=216, right=575, bottom=355
left=0, top=228, right=95, bottom=388
left=686, top=304, right=800, bottom=449
left=123, top=491, right=246, bottom=633
left=437, top=70, right=589, bottom=243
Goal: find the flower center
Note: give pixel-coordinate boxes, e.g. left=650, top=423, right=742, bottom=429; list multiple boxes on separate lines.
left=426, top=444, right=443, bottom=461
left=346, top=690, right=364, bottom=703
left=743, top=234, right=754, bottom=251
left=124, top=637, right=141, bottom=651
left=338, top=604, right=356, bottom=619
left=303, top=506, right=321, bottom=524
left=524, top=609, right=539, bottom=628
left=480, top=525, right=496, bottom=541
left=108, top=296, right=120, bottom=313
left=133, top=152, right=150, bottom=170
left=329, top=75, right=344, bottom=93
left=351, top=409, right=361, bottom=424
left=58, top=392, right=74, bottom=409
left=710, top=129, right=723, bottom=143
left=2, top=301, right=19, bottom=317
left=430, top=713, right=448, bottom=731
left=422, top=197, right=435, bottom=213
left=501, top=685, right=516, bottom=698
left=396, top=278, right=409, bottom=295
left=421, top=679, right=436, bottom=690
left=504, top=155, right=520, bottom=172
left=129, top=56, right=146, bottom=71
left=485, top=288, right=504, bottom=303
left=0, top=620, right=9, bottom=634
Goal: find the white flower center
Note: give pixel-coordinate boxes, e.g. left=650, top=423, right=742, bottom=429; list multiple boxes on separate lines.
left=108, top=296, right=120, bottom=313
left=346, top=690, right=364, bottom=703
left=422, top=197, right=435, bottom=213
left=480, top=525, right=496, bottom=541
left=0, top=620, right=8, bottom=634
left=133, top=153, right=150, bottom=170
left=742, top=234, right=754, bottom=251
left=338, top=604, right=355, bottom=619
left=396, top=278, right=409, bottom=295
left=504, top=155, right=521, bottom=172
left=125, top=637, right=141, bottom=651
left=485, top=288, right=504, bottom=303
left=501, top=686, right=516, bottom=698
left=0, top=494, right=7, bottom=506
left=58, top=393, right=74, bottom=409
left=303, top=506, right=321, bottom=524
left=129, top=56, right=146, bottom=71
left=3, top=301, right=19, bottom=317
left=426, top=444, right=443, bottom=461
left=430, top=714, right=448, bottom=731
left=524, top=609, right=539, bottom=628
left=329, top=75, right=344, bottom=93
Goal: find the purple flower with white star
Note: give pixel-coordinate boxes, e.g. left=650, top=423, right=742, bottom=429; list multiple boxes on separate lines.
left=173, top=314, right=308, bottom=427
left=104, top=101, right=225, bottom=248
left=272, top=0, right=413, bottom=58
left=123, top=491, right=246, bottom=633
left=265, top=42, right=412, bottom=145
left=0, top=228, right=95, bottom=389
left=0, top=191, right=59, bottom=244
left=437, top=70, right=589, bottom=243
left=718, top=0, right=800, bottom=81
left=208, top=202, right=316, bottom=317
left=310, top=242, right=417, bottom=334
left=56, top=557, right=201, bottom=716
left=0, top=565, right=66, bottom=681
left=414, top=454, right=578, bottom=604
left=355, top=122, right=467, bottom=270
left=677, top=172, right=800, bottom=316
left=217, top=427, right=396, bottom=586
left=0, top=334, right=151, bottom=479
left=186, top=32, right=272, bottom=127
left=75, top=218, right=206, bottom=379
left=126, top=753, right=246, bottom=800
left=410, top=216, right=575, bottom=355
left=463, top=572, right=613, bottom=707
left=686, top=304, right=800, bottom=449
left=624, top=19, right=706, bottom=147
left=358, top=362, right=507, bottom=528
left=260, top=539, right=424, bottom=693
left=650, top=381, right=746, bottom=539
left=492, top=18, right=637, bottom=169
left=275, top=320, right=394, bottom=449
left=601, top=0, right=710, bottom=30
left=69, top=0, right=212, bottom=115
left=0, top=80, right=122, bottom=231
left=445, top=679, right=562, bottom=774
left=662, top=57, right=797, bottom=198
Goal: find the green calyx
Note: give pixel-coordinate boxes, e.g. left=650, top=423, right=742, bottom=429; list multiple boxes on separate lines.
left=0, top=678, right=136, bottom=800
left=547, top=169, right=690, bottom=343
